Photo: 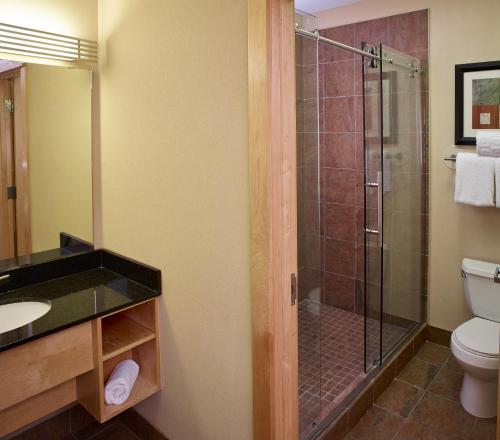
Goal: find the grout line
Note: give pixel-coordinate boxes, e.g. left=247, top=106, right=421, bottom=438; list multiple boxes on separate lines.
left=389, top=352, right=452, bottom=440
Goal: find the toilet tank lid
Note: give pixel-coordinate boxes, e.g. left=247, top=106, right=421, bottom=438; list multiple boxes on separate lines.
left=462, top=258, right=500, bottom=279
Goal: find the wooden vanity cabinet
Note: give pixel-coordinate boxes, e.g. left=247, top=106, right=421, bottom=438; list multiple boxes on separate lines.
left=0, top=298, right=160, bottom=437
left=77, top=298, right=161, bottom=422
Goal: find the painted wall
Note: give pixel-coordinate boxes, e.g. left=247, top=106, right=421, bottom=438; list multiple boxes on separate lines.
left=98, top=1, right=252, bottom=440
left=26, top=64, right=93, bottom=252
left=316, top=0, right=500, bottom=331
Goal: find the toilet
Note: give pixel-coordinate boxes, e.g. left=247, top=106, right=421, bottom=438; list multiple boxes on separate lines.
left=451, top=258, right=500, bottom=418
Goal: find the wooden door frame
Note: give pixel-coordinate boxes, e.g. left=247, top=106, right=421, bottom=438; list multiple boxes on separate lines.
left=0, top=66, right=31, bottom=258
left=248, top=1, right=298, bottom=439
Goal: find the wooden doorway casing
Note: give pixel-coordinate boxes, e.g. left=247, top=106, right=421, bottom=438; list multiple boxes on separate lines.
left=248, top=0, right=298, bottom=439
left=0, top=66, right=31, bottom=260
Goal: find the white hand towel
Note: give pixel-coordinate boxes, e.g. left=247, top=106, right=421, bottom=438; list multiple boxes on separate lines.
left=496, top=159, right=500, bottom=208
left=477, top=131, right=500, bottom=157
left=454, top=152, right=495, bottom=207
left=104, top=359, right=139, bottom=405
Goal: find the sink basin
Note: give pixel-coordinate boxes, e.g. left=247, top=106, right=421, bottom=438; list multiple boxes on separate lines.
left=0, top=299, right=51, bottom=333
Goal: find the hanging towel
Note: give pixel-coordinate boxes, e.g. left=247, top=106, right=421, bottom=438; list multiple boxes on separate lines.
left=477, top=131, right=500, bottom=157
left=104, top=359, right=139, bottom=405
left=496, top=159, right=500, bottom=208
left=454, top=152, right=495, bottom=207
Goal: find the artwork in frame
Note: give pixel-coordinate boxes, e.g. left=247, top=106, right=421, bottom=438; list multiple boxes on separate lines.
left=455, top=60, right=500, bottom=145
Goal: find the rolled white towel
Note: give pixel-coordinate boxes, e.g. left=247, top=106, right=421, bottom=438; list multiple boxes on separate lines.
left=104, top=359, right=139, bottom=405
left=477, top=130, right=500, bottom=157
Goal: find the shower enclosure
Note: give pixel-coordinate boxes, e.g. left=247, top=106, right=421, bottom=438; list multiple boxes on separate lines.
left=295, top=10, right=428, bottom=439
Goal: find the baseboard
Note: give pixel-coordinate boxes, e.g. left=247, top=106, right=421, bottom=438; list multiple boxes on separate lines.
left=425, top=325, right=452, bottom=347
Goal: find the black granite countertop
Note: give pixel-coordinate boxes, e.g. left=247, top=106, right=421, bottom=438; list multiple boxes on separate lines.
left=0, top=250, right=161, bottom=352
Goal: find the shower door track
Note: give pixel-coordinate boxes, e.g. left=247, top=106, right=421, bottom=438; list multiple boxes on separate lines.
left=295, top=25, right=421, bottom=73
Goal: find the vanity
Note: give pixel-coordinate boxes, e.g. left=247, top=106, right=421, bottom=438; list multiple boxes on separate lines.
left=0, top=250, right=162, bottom=438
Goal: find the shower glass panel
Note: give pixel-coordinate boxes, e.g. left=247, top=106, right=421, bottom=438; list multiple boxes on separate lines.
left=295, top=10, right=322, bottom=438
left=379, top=45, right=425, bottom=359
left=362, top=49, right=383, bottom=371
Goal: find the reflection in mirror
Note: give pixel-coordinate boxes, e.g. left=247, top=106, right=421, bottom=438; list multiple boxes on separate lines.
left=0, top=60, right=92, bottom=265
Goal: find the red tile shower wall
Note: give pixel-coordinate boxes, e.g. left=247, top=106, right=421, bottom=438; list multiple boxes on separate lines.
left=319, top=10, right=429, bottom=314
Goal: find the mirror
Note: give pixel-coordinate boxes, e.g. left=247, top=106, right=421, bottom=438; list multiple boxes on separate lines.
left=0, top=60, right=93, bottom=266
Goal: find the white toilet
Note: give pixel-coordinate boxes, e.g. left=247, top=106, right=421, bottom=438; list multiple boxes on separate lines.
left=451, top=258, right=500, bottom=418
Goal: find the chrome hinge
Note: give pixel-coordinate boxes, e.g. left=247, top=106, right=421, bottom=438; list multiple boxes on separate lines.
left=291, top=273, right=297, bottom=306
left=7, top=186, right=16, bottom=200
left=4, top=99, right=14, bottom=113
left=494, top=267, right=500, bottom=284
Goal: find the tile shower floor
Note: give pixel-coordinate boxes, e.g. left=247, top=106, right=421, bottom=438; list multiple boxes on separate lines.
left=299, top=299, right=407, bottom=439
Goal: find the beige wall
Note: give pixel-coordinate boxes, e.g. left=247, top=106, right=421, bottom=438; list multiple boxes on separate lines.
left=98, top=1, right=252, bottom=439
left=316, top=0, right=500, bottom=331
left=26, top=64, right=93, bottom=252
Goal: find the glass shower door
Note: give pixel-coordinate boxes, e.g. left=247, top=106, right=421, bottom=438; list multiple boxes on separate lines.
left=363, top=45, right=425, bottom=369
left=295, top=10, right=322, bottom=439
left=379, top=45, right=424, bottom=359
left=363, top=47, right=383, bottom=371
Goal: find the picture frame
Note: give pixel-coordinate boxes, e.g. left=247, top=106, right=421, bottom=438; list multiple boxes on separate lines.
left=455, top=60, right=500, bottom=145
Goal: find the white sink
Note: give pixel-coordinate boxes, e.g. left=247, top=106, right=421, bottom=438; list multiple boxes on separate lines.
left=0, top=299, right=51, bottom=333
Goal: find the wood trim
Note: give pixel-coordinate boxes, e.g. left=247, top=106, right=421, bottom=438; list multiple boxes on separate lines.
left=0, top=77, right=16, bottom=260
left=248, top=1, right=298, bottom=439
left=0, top=322, right=93, bottom=412
left=13, top=67, right=31, bottom=256
left=0, top=379, right=76, bottom=438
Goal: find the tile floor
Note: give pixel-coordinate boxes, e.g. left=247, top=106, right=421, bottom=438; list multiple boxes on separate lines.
left=349, top=341, right=497, bottom=440
left=9, top=407, right=164, bottom=440
left=298, top=299, right=408, bottom=439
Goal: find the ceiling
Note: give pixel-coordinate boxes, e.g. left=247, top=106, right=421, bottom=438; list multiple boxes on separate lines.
left=295, top=0, right=360, bottom=14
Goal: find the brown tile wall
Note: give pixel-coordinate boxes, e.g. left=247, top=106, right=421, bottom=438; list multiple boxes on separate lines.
left=318, top=10, right=429, bottom=317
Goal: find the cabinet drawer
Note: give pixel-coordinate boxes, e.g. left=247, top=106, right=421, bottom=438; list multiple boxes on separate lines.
left=0, top=322, right=93, bottom=411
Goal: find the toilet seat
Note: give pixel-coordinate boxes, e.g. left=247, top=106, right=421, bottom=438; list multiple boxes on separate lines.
left=453, top=317, right=500, bottom=358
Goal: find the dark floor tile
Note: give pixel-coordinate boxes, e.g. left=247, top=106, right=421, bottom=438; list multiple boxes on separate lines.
left=428, top=367, right=463, bottom=402
left=397, top=357, right=438, bottom=389
left=91, top=422, right=140, bottom=440
left=349, top=406, right=404, bottom=440
left=375, top=380, right=424, bottom=417
left=415, top=341, right=450, bottom=366
left=11, top=412, right=71, bottom=440
left=466, top=418, right=497, bottom=440
left=73, top=419, right=120, bottom=440
left=119, top=409, right=167, bottom=440
left=395, top=392, right=475, bottom=440
left=441, top=355, right=462, bottom=375
left=70, top=405, right=96, bottom=433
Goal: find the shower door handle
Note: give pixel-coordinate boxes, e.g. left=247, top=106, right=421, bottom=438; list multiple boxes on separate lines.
left=376, top=171, right=383, bottom=249
left=364, top=171, right=383, bottom=248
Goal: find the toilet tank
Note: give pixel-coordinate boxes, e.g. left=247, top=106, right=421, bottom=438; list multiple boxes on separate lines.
left=462, top=258, right=500, bottom=322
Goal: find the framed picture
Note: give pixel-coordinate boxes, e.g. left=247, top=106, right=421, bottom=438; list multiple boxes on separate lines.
left=364, top=70, right=397, bottom=145
left=455, top=60, right=500, bottom=145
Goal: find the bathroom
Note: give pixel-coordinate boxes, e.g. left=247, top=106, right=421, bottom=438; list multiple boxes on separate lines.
left=0, top=0, right=499, bottom=439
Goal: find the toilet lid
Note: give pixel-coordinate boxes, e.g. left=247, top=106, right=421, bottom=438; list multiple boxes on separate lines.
left=454, top=317, right=500, bottom=357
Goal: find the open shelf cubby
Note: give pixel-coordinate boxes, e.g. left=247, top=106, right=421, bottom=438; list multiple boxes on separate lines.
left=101, top=340, right=160, bottom=421
left=76, top=298, right=160, bottom=423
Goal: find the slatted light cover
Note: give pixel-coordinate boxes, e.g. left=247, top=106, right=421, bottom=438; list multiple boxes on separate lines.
left=0, top=22, right=97, bottom=64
